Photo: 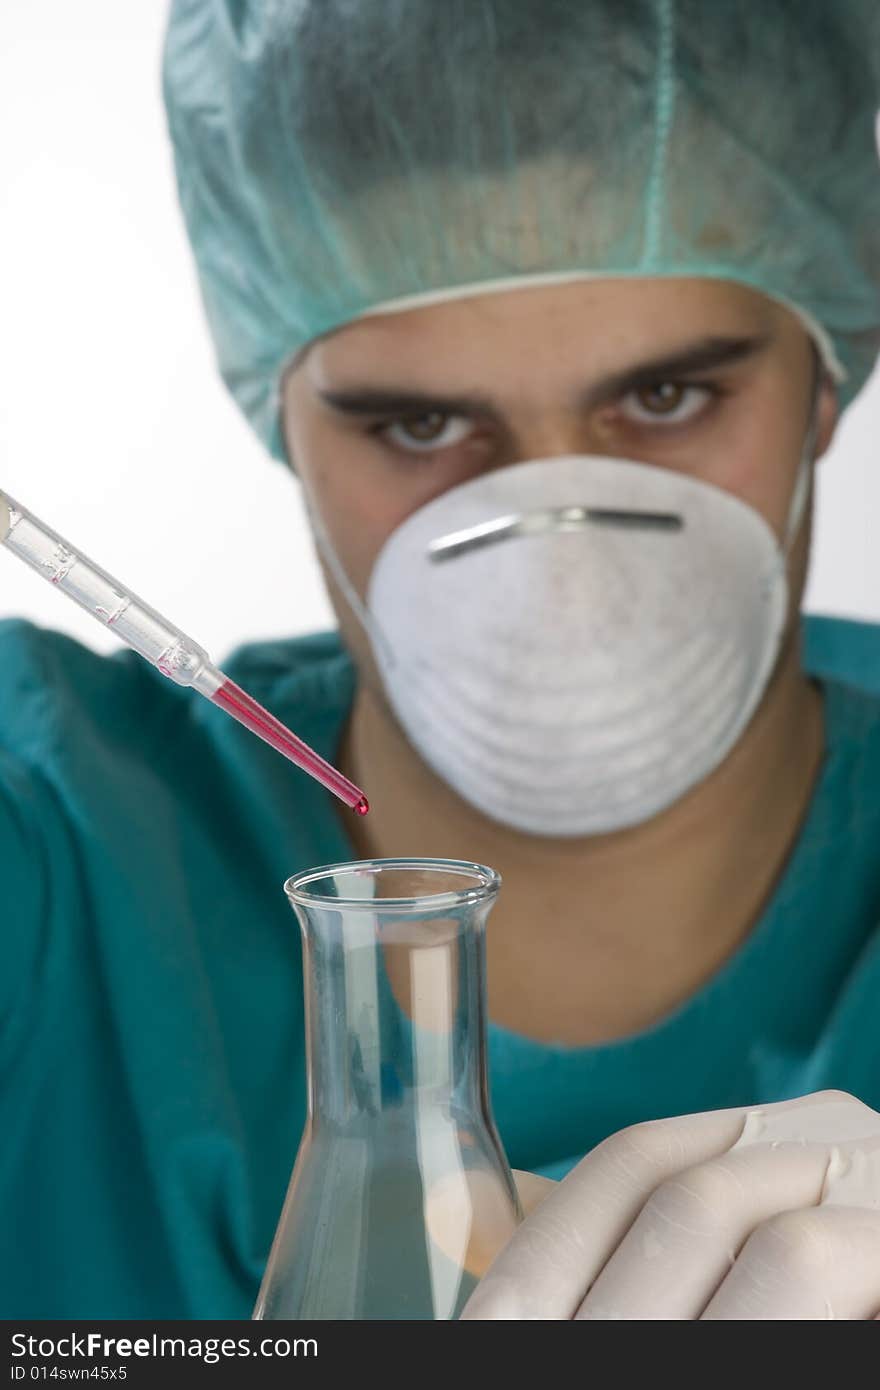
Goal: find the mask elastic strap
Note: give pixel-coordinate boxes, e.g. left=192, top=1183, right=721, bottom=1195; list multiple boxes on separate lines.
left=308, top=504, right=397, bottom=670
left=782, top=364, right=823, bottom=554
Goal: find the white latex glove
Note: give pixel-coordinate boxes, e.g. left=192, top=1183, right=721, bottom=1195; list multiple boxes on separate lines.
left=462, top=1091, right=880, bottom=1320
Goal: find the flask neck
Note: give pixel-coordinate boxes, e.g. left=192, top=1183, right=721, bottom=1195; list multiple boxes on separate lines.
left=300, top=907, right=492, bottom=1128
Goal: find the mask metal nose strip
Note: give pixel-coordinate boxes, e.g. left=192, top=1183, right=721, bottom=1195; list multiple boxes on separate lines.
left=428, top=506, right=684, bottom=562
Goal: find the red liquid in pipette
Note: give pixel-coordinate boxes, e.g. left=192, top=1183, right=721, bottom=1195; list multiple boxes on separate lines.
left=212, top=678, right=369, bottom=815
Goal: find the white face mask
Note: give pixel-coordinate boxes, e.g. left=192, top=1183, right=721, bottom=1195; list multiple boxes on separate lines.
left=316, top=448, right=811, bottom=837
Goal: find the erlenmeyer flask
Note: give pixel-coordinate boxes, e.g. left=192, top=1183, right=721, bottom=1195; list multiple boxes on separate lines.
left=253, top=858, right=522, bottom=1320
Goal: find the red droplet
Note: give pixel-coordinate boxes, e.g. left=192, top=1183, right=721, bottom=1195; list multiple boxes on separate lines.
left=355, top=796, right=370, bottom=816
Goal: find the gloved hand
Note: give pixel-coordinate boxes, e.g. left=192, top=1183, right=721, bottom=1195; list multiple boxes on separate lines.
left=462, top=1091, right=880, bottom=1320
left=0, top=494, right=9, bottom=542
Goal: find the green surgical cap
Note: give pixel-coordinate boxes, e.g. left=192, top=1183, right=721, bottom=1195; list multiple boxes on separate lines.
left=163, top=0, right=880, bottom=462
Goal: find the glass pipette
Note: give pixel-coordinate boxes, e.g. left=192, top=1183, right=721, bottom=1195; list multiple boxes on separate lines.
left=0, top=489, right=369, bottom=816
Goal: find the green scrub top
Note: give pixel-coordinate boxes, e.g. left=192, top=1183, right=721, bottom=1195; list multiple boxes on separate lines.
left=2, top=613, right=880, bottom=1318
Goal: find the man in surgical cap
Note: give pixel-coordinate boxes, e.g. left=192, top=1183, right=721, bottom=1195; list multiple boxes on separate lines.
left=2, top=0, right=879, bottom=1319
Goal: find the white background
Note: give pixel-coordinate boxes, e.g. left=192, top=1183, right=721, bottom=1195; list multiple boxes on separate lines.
left=1, top=2, right=878, bottom=660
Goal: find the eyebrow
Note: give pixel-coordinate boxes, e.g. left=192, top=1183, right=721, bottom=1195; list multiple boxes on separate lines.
left=316, top=334, right=771, bottom=421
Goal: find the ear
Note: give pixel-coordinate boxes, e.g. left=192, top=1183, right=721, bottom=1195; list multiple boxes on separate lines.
left=813, top=376, right=839, bottom=461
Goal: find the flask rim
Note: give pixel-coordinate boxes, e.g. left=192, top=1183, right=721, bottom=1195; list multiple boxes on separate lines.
left=284, top=857, right=501, bottom=913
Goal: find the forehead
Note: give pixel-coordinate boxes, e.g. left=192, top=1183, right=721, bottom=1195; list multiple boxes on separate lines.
left=303, top=278, right=789, bottom=386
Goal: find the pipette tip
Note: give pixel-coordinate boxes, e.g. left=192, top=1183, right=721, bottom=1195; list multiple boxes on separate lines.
left=354, top=796, right=370, bottom=817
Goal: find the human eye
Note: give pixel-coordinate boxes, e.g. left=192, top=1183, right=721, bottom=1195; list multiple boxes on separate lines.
left=376, top=412, right=475, bottom=455
left=618, top=381, right=718, bottom=427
